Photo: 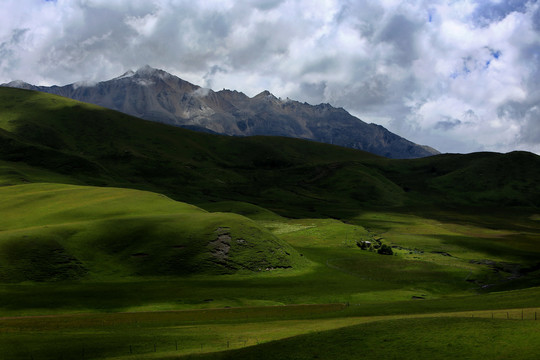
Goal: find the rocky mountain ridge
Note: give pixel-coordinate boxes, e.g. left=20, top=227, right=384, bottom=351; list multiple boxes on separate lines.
left=2, top=66, right=439, bottom=159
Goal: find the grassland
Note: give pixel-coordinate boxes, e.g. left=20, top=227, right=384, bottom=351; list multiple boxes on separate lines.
left=2, top=304, right=540, bottom=359
left=0, top=87, right=539, bottom=359
left=1, top=203, right=539, bottom=359
left=182, top=315, right=540, bottom=360
left=2, top=205, right=537, bottom=315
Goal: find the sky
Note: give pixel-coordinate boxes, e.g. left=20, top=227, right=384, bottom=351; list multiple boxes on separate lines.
left=1, top=0, right=540, bottom=154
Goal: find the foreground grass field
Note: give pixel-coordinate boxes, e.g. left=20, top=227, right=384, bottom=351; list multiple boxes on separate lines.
left=182, top=315, right=540, bottom=360
left=1, top=197, right=539, bottom=359
left=2, top=305, right=540, bottom=360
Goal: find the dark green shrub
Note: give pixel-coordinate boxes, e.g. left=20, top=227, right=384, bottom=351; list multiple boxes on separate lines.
left=377, top=244, right=394, bottom=255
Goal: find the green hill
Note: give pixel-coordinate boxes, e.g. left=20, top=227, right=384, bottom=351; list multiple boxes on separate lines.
left=0, top=183, right=305, bottom=282
left=0, top=87, right=397, bottom=217
left=374, top=151, right=540, bottom=208
left=0, top=88, right=540, bottom=217
left=3, top=87, right=538, bottom=219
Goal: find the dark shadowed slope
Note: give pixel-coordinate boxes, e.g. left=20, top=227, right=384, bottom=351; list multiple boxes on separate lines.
left=0, top=87, right=538, bottom=219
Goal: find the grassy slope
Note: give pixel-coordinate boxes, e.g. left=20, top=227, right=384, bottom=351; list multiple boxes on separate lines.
left=373, top=151, right=540, bottom=208
left=0, top=183, right=306, bottom=282
left=183, top=316, right=540, bottom=360
left=1, top=87, right=539, bottom=219
left=0, top=87, right=392, bottom=218
left=2, top=305, right=540, bottom=359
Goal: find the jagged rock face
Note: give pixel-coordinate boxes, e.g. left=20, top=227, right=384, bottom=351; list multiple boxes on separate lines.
left=2, top=66, right=439, bottom=159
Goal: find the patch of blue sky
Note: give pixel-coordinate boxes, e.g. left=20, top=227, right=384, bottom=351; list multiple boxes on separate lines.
left=483, top=49, right=501, bottom=69
left=462, top=57, right=472, bottom=74
left=427, top=8, right=436, bottom=23
left=451, top=57, right=477, bottom=78
left=491, top=50, right=501, bottom=59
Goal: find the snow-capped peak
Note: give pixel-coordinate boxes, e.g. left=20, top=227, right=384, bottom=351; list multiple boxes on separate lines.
left=114, top=70, right=136, bottom=80
left=136, top=65, right=160, bottom=76
left=4, top=80, right=32, bottom=88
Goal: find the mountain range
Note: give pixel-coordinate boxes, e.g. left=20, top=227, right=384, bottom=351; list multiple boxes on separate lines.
left=2, top=65, right=439, bottom=159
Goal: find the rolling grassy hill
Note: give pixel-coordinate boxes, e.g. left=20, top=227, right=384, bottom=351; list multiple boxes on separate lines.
left=373, top=151, right=540, bottom=208
left=0, top=183, right=305, bottom=282
left=1, top=87, right=539, bottom=220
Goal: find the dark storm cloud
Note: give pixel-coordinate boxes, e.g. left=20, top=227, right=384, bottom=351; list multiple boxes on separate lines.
left=533, top=5, right=540, bottom=31
left=519, top=107, right=540, bottom=144
left=251, top=0, right=285, bottom=11
left=435, top=118, right=462, bottom=131
left=377, top=14, right=421, bottom=65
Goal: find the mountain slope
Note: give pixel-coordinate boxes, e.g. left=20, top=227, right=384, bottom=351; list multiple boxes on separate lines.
left=0, top=87, right=404, bottom=218
left=372, top=151, right=540, bottom=208
left=0, top=87, right=538, bottom=217
left=2, top=66, right=439, bottom=159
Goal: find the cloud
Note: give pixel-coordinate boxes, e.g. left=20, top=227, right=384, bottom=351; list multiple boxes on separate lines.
left=472, top=0, right=530, bottom=26
left=435, top=118, right=463, bottom=131
left=71, top=80, right=98, bottom=89
left=0, top=0, right=539, bottom=155
left=191, top=87, right=211, bottom=97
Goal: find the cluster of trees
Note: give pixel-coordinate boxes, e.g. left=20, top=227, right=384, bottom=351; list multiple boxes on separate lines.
left=356, top=241, right=394, bottom=255
left=377, top=244, right=394, bottom=255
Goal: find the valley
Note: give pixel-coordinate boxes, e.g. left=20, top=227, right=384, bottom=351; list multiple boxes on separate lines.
left=0, top=87, right=539, bottom=359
